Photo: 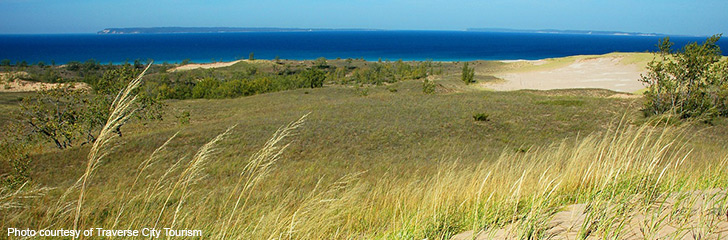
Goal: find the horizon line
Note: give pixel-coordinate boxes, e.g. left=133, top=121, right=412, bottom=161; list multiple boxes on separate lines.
left=0, top=27, right=720, bottom=37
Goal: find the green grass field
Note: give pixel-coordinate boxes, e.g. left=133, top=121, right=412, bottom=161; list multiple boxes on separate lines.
left=2, top=54, right=727, bottom=239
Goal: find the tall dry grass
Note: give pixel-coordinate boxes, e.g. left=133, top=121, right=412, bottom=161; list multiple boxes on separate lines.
left=30, top=117, right=721, bottom=239
left=71, top=62, right=154, bottom=230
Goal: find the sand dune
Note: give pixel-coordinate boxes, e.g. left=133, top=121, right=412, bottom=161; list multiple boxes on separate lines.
left=486, top=56, right=647, bottom=93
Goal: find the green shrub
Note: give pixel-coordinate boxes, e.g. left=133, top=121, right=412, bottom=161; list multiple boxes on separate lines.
left=351, top=61, right=430, bottom=85
left=355, top=85, right=370, bottom=96
left=176, top=110, right=191, bottom=125
left=422, top=79, right=436, bottom=94
left=387, top=85, right=398, bottom=92
left=303, top=68, right=326, bottom=88
left=192, top=77, right=221, bottom=98
left=0, top=123, right=33, bottom=189
left=473, top=113, right=489, bottom=122
left=66, top=61, right=81, bottom=71
left=314, top=57, right=329, bottom=69
left=461, top=62, right=475, bottom=85
left=32, top=68, right=63, bottom=83
left=640, top=34, right=728, bottom=119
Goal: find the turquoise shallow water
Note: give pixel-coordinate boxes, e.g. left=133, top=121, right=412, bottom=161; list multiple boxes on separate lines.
left=0, top=31, right=725, bottom=64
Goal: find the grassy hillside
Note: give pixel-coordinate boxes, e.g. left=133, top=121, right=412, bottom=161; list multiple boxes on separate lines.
left=25, top=81, right=647, bottom=186
left=2, top=55, right=728, bottom=239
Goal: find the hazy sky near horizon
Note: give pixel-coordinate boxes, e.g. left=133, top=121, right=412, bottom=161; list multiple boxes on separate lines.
left=1, top=0, right=726, bottom=36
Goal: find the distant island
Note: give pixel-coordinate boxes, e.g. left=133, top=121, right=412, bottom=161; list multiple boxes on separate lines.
left=467, top=28, right=665, bottom=37
left=97, top=27, right=380, bottom=34
left=98, top=27, right=679, bottom=37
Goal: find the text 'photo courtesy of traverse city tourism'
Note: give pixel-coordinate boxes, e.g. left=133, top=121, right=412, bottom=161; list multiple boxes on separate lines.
left=2, top=0, right=728, bottom=239
left=7, top=228, right=202, bottom=238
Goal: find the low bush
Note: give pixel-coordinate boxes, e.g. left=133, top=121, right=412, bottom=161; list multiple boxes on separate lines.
left=423, top=79, right=436, bottom=94
left=461, top=62, right=475, bottom=84
left=473, top=113, right=490, bottom=122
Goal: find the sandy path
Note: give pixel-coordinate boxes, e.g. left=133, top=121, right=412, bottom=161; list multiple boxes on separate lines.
left=486, top=57, right=646, bottom=93
left=451, top=189, right=728, bottom=240
left=168, top=60, right=243, bottom=72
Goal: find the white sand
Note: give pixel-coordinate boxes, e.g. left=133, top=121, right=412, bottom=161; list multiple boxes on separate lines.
left=486, top=57, right=646, bottom=93
left=168, top=60, right=243, bottom=72
left=499, top=59, right=546, bottom=65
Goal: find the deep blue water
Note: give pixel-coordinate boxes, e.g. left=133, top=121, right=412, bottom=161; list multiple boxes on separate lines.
left=0, top=31, right=726, bottom=64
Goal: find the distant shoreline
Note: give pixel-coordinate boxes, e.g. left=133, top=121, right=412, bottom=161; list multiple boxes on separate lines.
left=465, top=28, right=671, bottom=37
left=96, top=27, right=687, bottom=37
left=97, top=27, right=382, bottom=34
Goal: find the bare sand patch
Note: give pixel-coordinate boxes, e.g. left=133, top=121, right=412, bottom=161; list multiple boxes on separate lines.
left=451, top=189, right=728, bottom=240
left=486, top=56, right=647, bottom=93
left=168, top=60, right=244, bottom=72
left=1, top=72, right=89, bottom=92
left=1, top=79, right=89, bottom=92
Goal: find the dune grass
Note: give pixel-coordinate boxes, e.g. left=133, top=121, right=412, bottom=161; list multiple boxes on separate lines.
left=4, top=108, right=726, bottom=239
left=2, top=55, right=727, bottom=239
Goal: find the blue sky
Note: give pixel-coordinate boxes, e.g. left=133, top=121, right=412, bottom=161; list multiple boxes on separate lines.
left=1, top=0, right=726, bottom=35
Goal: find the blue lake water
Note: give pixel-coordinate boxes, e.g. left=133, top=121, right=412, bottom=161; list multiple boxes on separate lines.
left=0, top=31, right=726, bottom=64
